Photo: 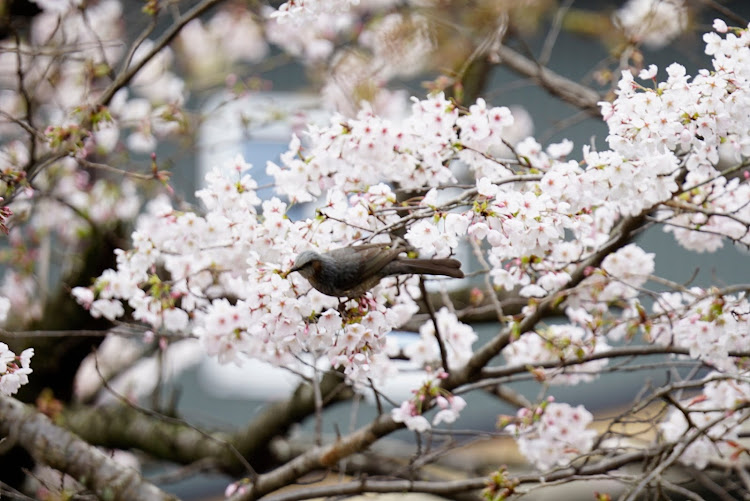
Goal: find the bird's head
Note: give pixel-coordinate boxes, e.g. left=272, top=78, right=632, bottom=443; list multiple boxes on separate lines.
left=289, top=250, right=322, bottom=279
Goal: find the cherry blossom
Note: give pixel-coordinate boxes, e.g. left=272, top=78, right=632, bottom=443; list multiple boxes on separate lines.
left=713, top=19, right=729, bottom=34
left=648, top=289, right=750, bottom=372
left=614, top=0, right=688, bottom=48
left=432, top=394, right=467, bottom=426
left=660, top=375, right=750, bottom=469
left=269, top=0, right=360, bottom=24
left=405, top=308, right=477, bottom=368
left=391, top=371, right=466, bottom=431
left=506, top=401, right=597, bottom=470
left=177, top=11, right=267, bottom=77
left=0, top=343, right=34, bottom=396
left=502, top=324, right=610, bottom=385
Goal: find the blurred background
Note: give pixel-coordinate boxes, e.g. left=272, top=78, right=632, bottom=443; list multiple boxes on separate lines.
left=3, top=0, right=750, bottom=498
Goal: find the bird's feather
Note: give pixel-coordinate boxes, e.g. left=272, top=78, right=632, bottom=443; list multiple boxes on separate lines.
left=330, top=243, right=401, bottom=278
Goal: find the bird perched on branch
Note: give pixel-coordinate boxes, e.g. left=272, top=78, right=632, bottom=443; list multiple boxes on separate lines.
left=289, top=243, right=464, bottom=298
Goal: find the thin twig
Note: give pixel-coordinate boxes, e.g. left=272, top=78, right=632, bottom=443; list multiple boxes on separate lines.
left=97, top=0, right=224, bottom=107
left=539, top=0, right=574, bottom=66
left=419, top=277, right=449, bottom=373
left=92, top=352, right=258, bottom=479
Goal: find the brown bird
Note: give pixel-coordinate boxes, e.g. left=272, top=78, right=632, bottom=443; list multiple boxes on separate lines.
left=289, top=243, right=464, bottom=298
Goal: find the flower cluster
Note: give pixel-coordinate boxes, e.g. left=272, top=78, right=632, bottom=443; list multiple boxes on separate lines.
left=504, top=400, right=597, bottom=470
left=613, top=0, right=688, bottom=48
left=72, top=156, right=422, bottom=385
left=660, top=375, right=750, bottom=469
left=648, top=289, right=750, bottom=372
left=0, top=343, right=33, bottom=396
left=269, top=95, right=447, bottom=201
left=564, top=243, right=655, bottom=312
left=265, top=10, right=350, bottom=64
left=269, top=0, right=363, bottom=23
left=0, top=0, right=214, bottom=161
left=602, top=22, right=750, bottom=252
left=391, top=371, right=467, bottom=432
left=268, top=94, right=516, bottom=203
left=502, top=323, right=610, bottom=385
left=405, top=308, right=478, bottom=369
left=177, top=10, right=268, bottom=77
left=0, top=152, right=141, bottom=328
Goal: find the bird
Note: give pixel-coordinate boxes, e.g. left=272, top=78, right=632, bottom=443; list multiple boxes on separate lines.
left=289, top=243, right=464, bottom=298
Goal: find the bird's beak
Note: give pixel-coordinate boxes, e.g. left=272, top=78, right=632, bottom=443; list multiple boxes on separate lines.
left=283, top=264, right=300, bottom=278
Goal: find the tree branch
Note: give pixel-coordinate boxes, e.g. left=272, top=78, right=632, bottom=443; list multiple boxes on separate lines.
left=259, top=447, right=665, bottom=501
left=62, top=370, right=352, bottom=475
left=0, top=396, right=177, bottom=501
left=494, top=42, right=602, bottom=116
left=445, top=212, right=647, bottom=389
left=234, top=414, right=404, bottom=500
left=96, top=0, right=225, bottom=107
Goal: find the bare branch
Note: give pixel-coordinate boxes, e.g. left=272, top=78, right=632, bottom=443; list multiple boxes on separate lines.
left=96, top=0, right=225, bottom=107
left=493, top=43, right=602, bottom=115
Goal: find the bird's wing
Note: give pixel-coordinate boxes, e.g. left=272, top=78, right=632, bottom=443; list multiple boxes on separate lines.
left=334, top=243, right=402, bottom=278
left=358, top=243, right=403, bottom=277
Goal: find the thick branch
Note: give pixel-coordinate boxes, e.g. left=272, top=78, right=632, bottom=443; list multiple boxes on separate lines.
left=231, top=369, right=352, bottom=471
left=494, top=43, right=602, bottom=116
left=62, top=370, right=351, bottom=475
left=61, top=403, right=237, bottom=471
left=233, top=414, right=404, bottom=501
left=0, top=396, right=177, bottom=501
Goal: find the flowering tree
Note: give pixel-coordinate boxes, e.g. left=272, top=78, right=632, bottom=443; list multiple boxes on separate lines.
left=1, top=0, right=750, bottom=500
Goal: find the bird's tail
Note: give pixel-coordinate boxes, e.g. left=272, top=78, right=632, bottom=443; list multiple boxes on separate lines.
left=396, top=258, right=464, bottom=279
